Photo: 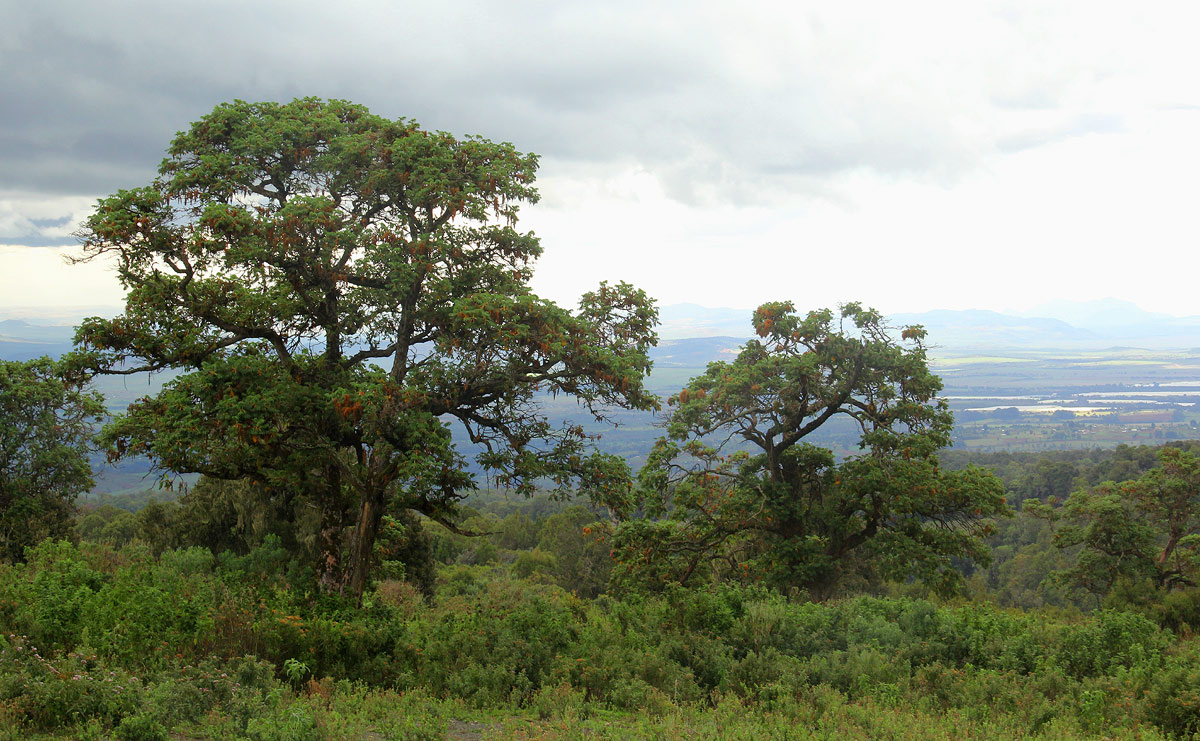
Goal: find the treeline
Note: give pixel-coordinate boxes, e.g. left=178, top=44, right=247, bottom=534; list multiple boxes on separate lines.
left=72, top=440, right=1200, bottom=618
left=943, top=441, right=1200, bottom=502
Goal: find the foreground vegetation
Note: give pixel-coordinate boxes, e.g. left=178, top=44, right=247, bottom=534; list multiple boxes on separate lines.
left=2, top=509, right=1200, bottom=739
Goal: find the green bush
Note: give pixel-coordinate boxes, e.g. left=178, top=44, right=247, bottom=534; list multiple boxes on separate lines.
left=3, top=532, right=1199, bottom=738
left=1148, top=587, right=1200, bottom=635
left=20, top=539, right=107, bottom=651
left=529, top=681, right=590, bottom=721
left=1145, top=641, right=1200, bottom=738
left=512, top=548, right=557, bottom=580
left=1056, top=609, right=1165, bottom=679
left=409, top=579, right=578, bottom=705
left=553, top=604, right=707, bottom=706
left=243, top=693, right=324, bottom=741
left=113, top=712, right=168, bottom=741
left=141, top=655, right=278, bottom=729
left=723, top=648, right=807, bottom=699
left=0, top=635, right=143, bottom=731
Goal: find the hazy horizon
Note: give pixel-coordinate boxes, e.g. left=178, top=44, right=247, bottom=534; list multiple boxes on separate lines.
left=2, top=296, right=1195, bottom=333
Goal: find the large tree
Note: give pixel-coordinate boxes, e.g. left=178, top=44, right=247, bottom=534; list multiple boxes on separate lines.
left=71, top=98, right=657, bottom=599
left=0, top=358, right=104, bottom=562
left=601, top=302, right=1008, bottom=597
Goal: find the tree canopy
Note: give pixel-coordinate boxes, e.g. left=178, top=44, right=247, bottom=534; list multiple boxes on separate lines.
left=601, top=301, right=1008, bottom=597
left=0, top=357, right=104, bottom=562
left=1031, top=447, right=1200, bottom=596
left=71, top=98, right=657, bottom=598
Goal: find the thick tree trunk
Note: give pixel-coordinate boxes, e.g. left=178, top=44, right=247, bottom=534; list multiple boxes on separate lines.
left=315, top=467, right=348, bottom=593
left=346, top=487, right=386, bottom=603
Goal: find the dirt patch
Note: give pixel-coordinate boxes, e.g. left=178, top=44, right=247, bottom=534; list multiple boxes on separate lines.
left=446, top=719, right=495, bottom=739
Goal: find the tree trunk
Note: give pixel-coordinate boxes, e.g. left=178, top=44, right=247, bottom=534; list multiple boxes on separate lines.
left=315, top=467, right=348, bottom=593
left=346, top=486, right=386, bottom=603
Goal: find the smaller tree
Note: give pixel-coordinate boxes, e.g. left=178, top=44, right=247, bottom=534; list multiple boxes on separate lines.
left=602, top=302, right=1009, bottom=597
left=1032, top=447, right=1200, bottom=596
left=0, top=357, right=104, bottom=561
left=536, top=506, right=612, bottom=598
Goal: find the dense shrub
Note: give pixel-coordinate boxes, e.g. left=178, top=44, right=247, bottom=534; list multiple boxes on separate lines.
left=407, top=580, right=579, bottom=705
left=0, top=540, right=263, bottom=669
left=3, top=538, right=1200, bottom=737
left=1054, top=609, right=1165, bottom=679
left=0, top=635, right=143, bottom=731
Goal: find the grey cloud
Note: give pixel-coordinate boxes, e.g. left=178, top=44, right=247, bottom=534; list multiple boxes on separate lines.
left=0, top=0, right=1150, bottom=215
left=29, top=216, right=71, bottom=229
left=0, top=235, right=76, bottom=247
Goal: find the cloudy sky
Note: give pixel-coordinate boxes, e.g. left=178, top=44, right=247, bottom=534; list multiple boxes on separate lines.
left=2, top=1, right=1198, bottom=323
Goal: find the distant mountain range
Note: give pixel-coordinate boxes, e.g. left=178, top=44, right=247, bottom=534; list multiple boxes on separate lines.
left=888, top=309, right=1104, bottom=349
left=894, top=300, right=1200, bottom=349
left=656, top=300, right=1200, bottom=353
left=5, top=299, right=1200, bottom=364
left=0, top=319, right=75, bottom=361
left=1015, top=298, right=1196, bottom=330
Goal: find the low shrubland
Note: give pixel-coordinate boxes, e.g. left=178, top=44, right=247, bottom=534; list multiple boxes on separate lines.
left=3, top=537, right=1200, bottom=738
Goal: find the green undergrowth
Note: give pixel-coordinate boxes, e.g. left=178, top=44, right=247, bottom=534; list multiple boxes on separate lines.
left=1, top=540, right=1198, bottom=738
